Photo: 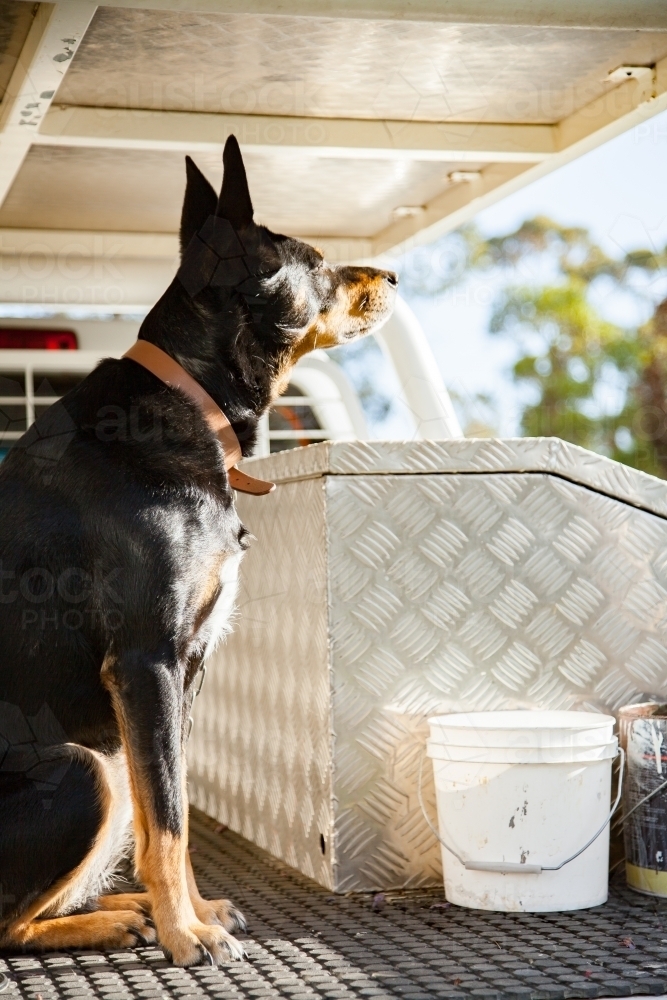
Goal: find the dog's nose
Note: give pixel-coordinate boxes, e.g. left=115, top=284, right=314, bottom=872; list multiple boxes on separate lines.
left=383, top=271, right=399, bottom=287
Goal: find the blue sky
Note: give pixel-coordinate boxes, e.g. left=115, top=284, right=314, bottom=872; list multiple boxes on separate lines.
left=399, top=107, right=667, bottom=437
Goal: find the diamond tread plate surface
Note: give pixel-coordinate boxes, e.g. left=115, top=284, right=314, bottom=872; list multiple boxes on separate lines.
left=188, top=477, right=334, bottom=890
left=190, top=443, right=667, bottom=892
left=240, top=440, right=667, bottom=520
left=4, top=812, right=667, bottom=1000
left=327, top=473, right=667, bottom=891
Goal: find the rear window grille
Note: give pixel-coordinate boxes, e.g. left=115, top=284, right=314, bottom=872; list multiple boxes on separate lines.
left=0, top=366, right=87, bottom=459
left=0, top=361, right=331, bottom=459
left=267, top=384, right=326, bottom=453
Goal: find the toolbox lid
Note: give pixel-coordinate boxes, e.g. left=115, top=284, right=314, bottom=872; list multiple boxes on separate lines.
left=239, top=437, right=667, bottom=519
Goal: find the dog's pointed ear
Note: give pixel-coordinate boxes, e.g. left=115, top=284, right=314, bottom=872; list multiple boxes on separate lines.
left=216, top=135, right=253, bottom=229
left=180, top=156, right=217, bottom=256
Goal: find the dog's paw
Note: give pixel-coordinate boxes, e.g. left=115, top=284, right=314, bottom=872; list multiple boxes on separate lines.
left=97, top=892, right=152, bottom=916
left=106, top=910, right=157, bottom=948
left=161, top=922, right=245, bottom=966
left=193, top=898, right=247, bottom=933
left=6, top=909, right=157, bottom=952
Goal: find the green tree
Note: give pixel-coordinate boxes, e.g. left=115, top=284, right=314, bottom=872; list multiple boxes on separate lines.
left=402, top=217, right=667, bottom=477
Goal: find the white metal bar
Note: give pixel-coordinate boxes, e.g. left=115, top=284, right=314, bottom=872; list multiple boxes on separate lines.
left=267, top=430, right=328, bottom=440
left=0, top=2, right=97, bottom=210
left=25, top=365, right=34, bottom=428
left=38, top=107, right=555, bottom=163
left=275, top=396, right=341, bottom=406
left=0, top=350, right=113, bottom=369
left=375, top=296, right=463, bottom=440
left=0, top=229, right=179, bottom=260
left=254, top=412, right=270, bottom=457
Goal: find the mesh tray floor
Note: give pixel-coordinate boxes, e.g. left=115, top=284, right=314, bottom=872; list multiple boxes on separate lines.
left=3, top=808, right=667, bottom=1000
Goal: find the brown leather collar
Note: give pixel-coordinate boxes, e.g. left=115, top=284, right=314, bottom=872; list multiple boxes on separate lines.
left=123, top=340, right=275, bottom=496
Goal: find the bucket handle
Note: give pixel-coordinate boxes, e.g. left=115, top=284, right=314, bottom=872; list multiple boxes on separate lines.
left=417, top=745, right=625, bottom=875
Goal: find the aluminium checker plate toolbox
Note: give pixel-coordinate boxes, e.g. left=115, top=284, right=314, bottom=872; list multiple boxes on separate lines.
left=187, top=438, right=667, bottom=892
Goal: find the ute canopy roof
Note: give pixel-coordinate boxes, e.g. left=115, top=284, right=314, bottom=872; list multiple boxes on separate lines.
left=0, top=0, right=666, bottom=310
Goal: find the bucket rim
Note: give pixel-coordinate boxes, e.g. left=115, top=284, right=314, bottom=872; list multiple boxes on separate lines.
left=427, top=724, right=615, bottom=748
left=428, top=710, right=615, bottom=731
left=426, top=736, right=618, bottom=762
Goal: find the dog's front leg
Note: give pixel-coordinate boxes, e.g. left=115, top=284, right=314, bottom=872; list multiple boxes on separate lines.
left=103, top=650, right=244, bottom=965
left=185, top=819, right=247, bottom=933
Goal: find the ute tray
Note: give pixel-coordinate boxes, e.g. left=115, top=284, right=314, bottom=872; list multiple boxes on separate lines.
left=2, top=809, right=667, bottom=1000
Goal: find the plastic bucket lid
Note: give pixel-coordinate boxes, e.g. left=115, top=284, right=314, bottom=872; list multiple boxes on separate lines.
left=426, top=736, right=618, bottom=764
left=428, top=711, right=615, bottom=748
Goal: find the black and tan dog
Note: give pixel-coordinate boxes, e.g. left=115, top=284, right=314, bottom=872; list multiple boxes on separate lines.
left=0, top=137, right=397, bottom=964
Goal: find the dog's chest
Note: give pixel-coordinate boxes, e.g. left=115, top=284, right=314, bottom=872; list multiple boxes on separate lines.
left=194, top=548, right=244, bottom=659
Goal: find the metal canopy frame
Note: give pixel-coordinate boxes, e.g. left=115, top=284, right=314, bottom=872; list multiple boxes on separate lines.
left=0, top=0, right=663, bottom=444
left=0, top=1, right=665, bottom=290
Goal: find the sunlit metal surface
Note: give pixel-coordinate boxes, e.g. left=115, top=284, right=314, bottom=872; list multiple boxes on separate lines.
left=57, top=8, right=667, bottom=125
left=0, top=145, right=460, bottom=238
left=189, top=439, right=667, bottom=890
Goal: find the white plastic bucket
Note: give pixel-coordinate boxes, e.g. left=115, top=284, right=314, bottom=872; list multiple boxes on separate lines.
left=425, top=711, right=620, bottom=912
left=429, top=710, right=614, bottom=748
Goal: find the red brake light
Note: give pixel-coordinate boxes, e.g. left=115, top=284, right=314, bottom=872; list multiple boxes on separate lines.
left=0, top=329, right=78, bottom=350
